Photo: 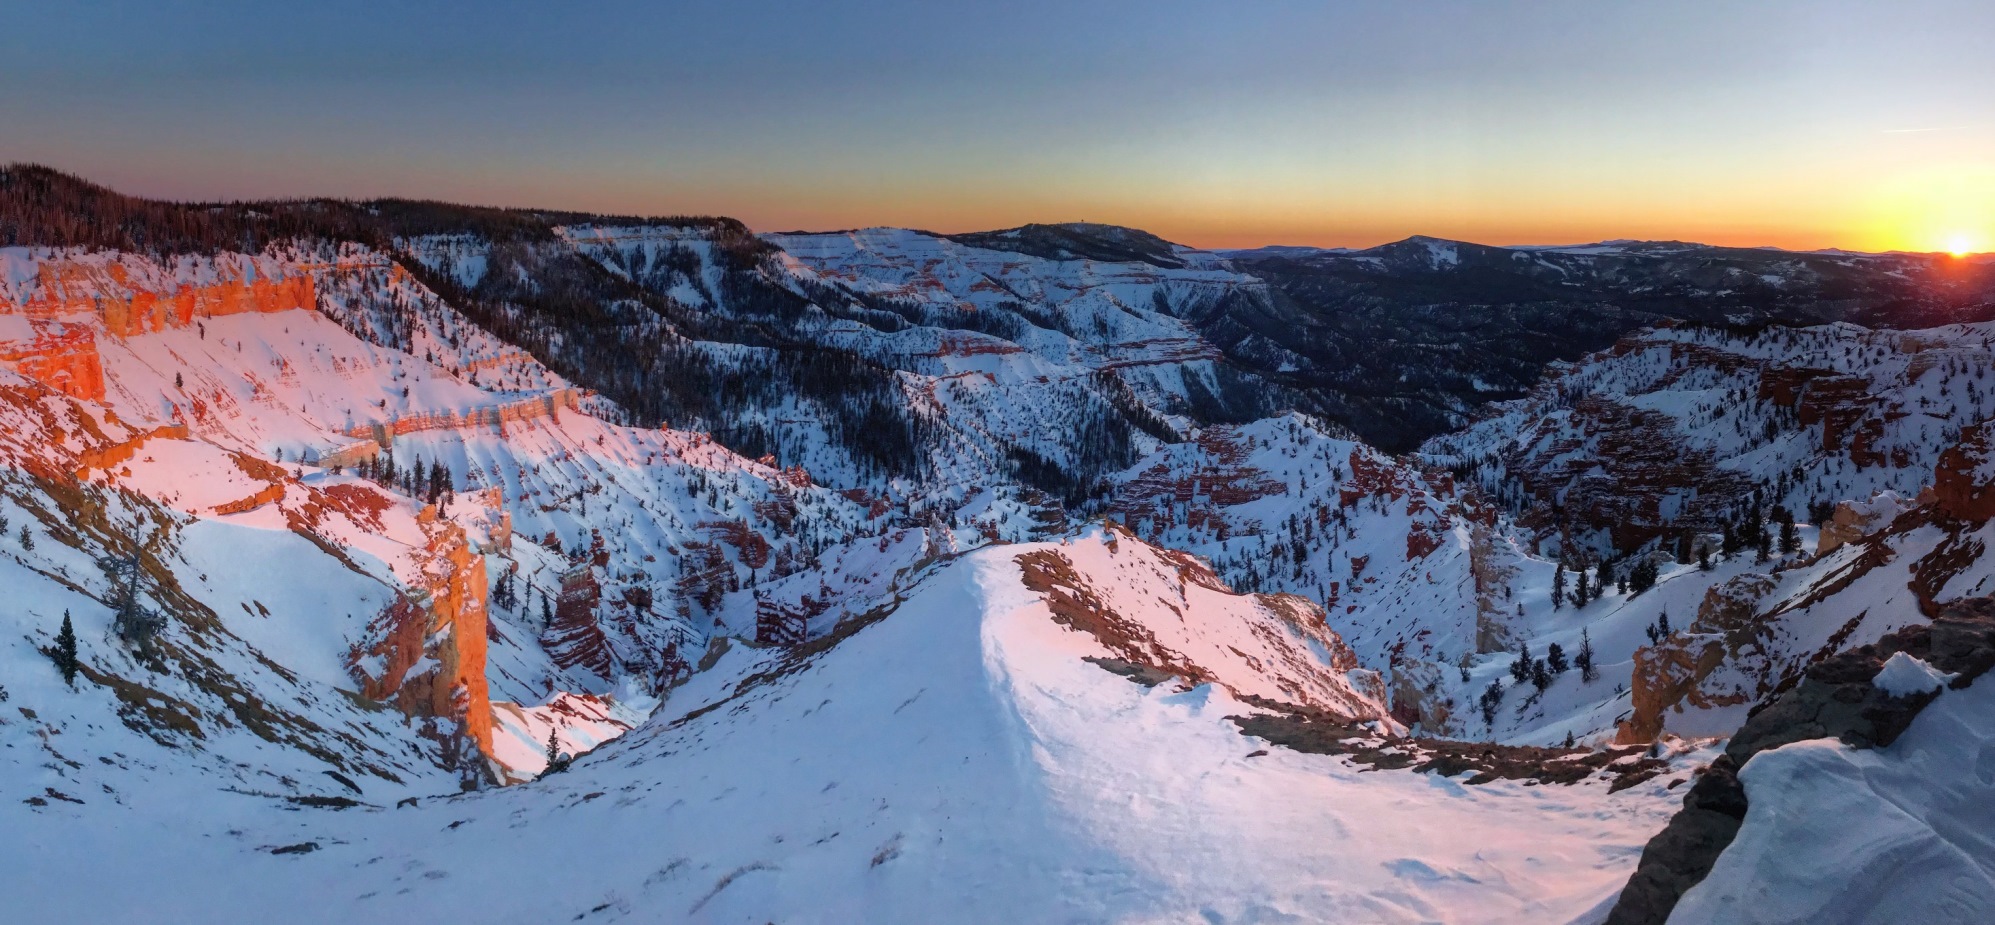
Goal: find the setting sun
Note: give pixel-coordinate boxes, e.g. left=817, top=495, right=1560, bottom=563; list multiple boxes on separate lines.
left=1948, top=234, right=1977, bottom=257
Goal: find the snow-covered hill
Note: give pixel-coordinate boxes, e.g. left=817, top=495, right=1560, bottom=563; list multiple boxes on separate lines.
left=9, top=529, right=1701, bottom=924
left=6, top=165, right=1995, bottom=922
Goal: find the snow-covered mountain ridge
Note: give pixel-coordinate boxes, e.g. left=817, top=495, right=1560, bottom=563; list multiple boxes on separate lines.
left=14, top=529, right=1706, bottom=924
left=5, top=164, right=1995, bottom=921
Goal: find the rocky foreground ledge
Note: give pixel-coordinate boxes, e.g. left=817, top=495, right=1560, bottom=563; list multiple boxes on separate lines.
left=1605, top=598, right=1995, bottom=925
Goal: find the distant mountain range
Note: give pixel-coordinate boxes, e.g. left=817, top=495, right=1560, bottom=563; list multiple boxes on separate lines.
left=5, top=164, right=1995, bottom=923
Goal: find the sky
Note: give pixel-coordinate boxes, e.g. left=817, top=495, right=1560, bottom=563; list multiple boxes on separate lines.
left=2, top=1, right=1990, bottom=252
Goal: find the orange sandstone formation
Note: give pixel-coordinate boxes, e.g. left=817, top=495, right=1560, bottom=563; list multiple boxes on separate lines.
left=348, top=507, right=496, bottom=760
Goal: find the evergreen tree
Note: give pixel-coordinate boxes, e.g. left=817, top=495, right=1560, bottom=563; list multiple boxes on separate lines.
left=1478, top=680, right=1504, bottom=727
left=1530, top=658, right=1552, bottom=691
left=1743, top=504, right=1769, bottom=563
left=1577, top=627, right=1598, bottom=682
left=47, top=610, right=79, bottom=687
left=1509, top=641, right=1532, bottom=683
left=1657, top=611, right=1672, bottom=637
left=1546, top=642, right=1569, bottom=675
left=19, top=525, right=32, bottom=551
left=1552, top=564, right=1567, bottom=609
left=1698, top=546, right=1712, bottom=571
left=546, top=728, right=561, bottom=766
left=102, top=552, right=165, bottom=652
left=1628, top=559, right=1659, bottom=596
left=1779, top=519, right=1800, bottom=555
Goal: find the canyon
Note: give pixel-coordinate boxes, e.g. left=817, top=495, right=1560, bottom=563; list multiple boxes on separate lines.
left=4, top=166, right=1994, bottom=923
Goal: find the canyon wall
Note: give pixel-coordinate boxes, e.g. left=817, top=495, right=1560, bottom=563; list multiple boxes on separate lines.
left=347, top=506, right=496, bottom=762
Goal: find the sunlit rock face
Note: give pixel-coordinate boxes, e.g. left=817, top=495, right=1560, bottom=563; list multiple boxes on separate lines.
left=1617, top=573, right=1778, bottom=745
left=1816, top=491, right=1917, bottom=555
left=1, top=251, right=324, bottom=399
left=348, top=504, right=496, bottom=759
left=1934, top=421, right=1995, bottom=524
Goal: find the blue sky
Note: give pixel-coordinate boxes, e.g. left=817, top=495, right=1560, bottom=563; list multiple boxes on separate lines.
left=4, top=1, right=1990, bottom=250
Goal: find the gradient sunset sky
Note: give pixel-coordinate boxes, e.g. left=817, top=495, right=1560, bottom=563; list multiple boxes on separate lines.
left=4, top=1, right=1989, bottom=252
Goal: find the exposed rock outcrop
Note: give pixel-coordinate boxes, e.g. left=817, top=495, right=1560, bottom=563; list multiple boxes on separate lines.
left=1933, top=421, right=1995, bottom=523
left=0, top=320, right=105, bottom=399
left=1605, top=599, right=1995, bottom=925
left=1616, top=573, right=1778, bottom=744
left=347, top=507, right=495, bottom=761
left=1816, top=490, right=1917, bottom=554
left=12, top=255, right=317, bottom=334
left=1015, top=530, right=1391, bottom=724
left=341, top=388, right=584, bottom=445
left=542, top=563, right=615, bottom=682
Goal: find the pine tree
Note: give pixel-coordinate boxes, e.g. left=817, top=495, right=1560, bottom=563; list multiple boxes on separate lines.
left=1547, top=642, right=1569, bottom=675
left=1530, top=658, right=1552, bottom=691
left=1743, top=505, right=1769, bottom=563
left=1552, top=564, right=1567, bottom=609
left=1698, top=546, right=1712, bottom=571
left=1657, top=611, right=1671, bottom=638
left=1577, top=627, right=1598, bottom=682
left=545, top=728, right=561, bottom=766
left=1510, top=641, right=1532, bottom=683
left=1779, top=519, right=1800, bottom=555
left=1479, top=680, right=1504, bottom=727
left=103, top=552, right=165, bottom=652
left=47, top=610, right=79, bottom=687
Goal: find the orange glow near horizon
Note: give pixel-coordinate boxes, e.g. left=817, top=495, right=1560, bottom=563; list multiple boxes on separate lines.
left=7, top=2, right=1994, bottom=259
left=25, top=130, right=1990, bottom=257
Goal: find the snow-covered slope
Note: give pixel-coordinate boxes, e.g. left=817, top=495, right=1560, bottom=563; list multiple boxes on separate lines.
left=1417, top=321, right=1995, bottom=746
left=0, top=242, right=900, bottom=783
left=7, top=529, right=1695, bottom=924
left=1427, top=322, right=1995, bottom=556
left=1672, top=672, right=1995, bottom=924
left=7, top=166, right=1995, bottom=923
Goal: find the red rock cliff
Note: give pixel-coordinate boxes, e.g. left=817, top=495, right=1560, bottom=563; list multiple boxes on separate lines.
left=1934, top=422, right=1995, bottom=523
left=347, top=507, right=495, bottom=759
left=16, top=258, right=317, bottom=335
left=0, top=321, right=106, bottom=400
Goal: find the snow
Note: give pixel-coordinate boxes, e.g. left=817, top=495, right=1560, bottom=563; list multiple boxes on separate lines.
left=1671, top=674, right=1995, bottom=924
left=1871, top=652, right=1956, bottom=698
left=175, top=517, right=395, bottom=688
left=3, top=532, right=1688, bottom=923
left=4, top=221, right=1990, bottom=922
